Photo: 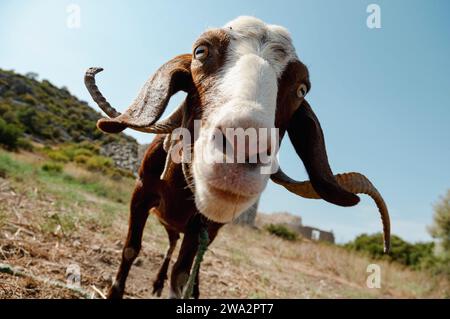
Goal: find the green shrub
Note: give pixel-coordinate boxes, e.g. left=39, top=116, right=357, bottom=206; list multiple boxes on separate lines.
left=73, top=148, right=94, bottom=158
left=47, top=150, right=70, bottom=163
left=429, top=190, right=450, bottom=255
left=16, top=138, right=33, bottom=151
left=1, top=110, right=18, bottom=124
left=428, top=190, right=450, bottom=276
left=0, top=103, right=12, bottom=116
left=41, top=162, right=63, bottom=174
left=344, top=233, right=435, bottom=270
left=58, top=143, right=98, bottom=160
left=74, top=154, right=90, bottom=164
left=17, top=108, right=47, bottom=137
left=21, top=93, right=37, bottom=105
left=86, top=155, right=113, bottom=171
left=77, top=141, right=100, bottom=153
left=265, top=223, right=298, bottom=241
left=0, top=117, right=23, bottom=149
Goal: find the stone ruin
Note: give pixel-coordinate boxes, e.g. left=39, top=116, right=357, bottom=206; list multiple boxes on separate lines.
left=255, top=211, right=335, bottom=244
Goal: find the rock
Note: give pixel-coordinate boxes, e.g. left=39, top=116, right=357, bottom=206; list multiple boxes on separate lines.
left=11, top=79, right=33, bottom=95
left=100, top=142, right=139, bottom=173
left=91, top=245, right=102, bottom=252
left=114, top=240, right=122, bottom=249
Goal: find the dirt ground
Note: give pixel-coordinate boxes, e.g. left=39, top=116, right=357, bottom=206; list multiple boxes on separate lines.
left=0, top=166, right=448, bottom=299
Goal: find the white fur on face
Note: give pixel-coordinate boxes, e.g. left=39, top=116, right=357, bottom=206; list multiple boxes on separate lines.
left=224, top=16, right=297, bottom=78
left=193, top=16, right=297, bottom=223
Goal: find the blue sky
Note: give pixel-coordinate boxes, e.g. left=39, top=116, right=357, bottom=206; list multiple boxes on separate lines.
left=1, top=0, right=449, bottom=243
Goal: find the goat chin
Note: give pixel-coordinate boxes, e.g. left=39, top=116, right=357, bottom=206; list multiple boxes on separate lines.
left=194, top=183, right=258, bottom=223
left=192, top=150, right=267, bottom=223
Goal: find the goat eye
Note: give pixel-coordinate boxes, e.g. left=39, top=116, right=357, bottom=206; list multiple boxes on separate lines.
left=194, top=45, right=209, bottom=60
left=297, top=84, right=308, bottom=98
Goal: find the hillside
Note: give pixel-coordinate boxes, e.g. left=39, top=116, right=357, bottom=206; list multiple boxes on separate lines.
left=1, top=149, right=449, bottom=298
left=0, top=69, right=143, bottom=172
left=0, top=69, right=135, bottom=145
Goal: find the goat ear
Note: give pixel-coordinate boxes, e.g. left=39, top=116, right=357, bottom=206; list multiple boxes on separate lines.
left=97, top=54, right=193, bottom=133
left=287, top=100, right=360, bottom=207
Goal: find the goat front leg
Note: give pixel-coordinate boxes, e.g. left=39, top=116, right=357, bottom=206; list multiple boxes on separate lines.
left=152, top=227, right=179, bottom=297
left=192, top=222, right=221, bottom=299
left=107, top=181, right=156, bottom=299
left=170, top=215, right=222, bottom=299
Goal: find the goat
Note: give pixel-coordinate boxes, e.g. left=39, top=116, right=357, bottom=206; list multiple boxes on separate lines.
left=85, top=16, right=390, bottom=299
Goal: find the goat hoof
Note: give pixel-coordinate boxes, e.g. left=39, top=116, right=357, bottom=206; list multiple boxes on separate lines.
left=107, top=285, right=124, bottom=299
left=152, top=281, right=164, bottom=297
left=152, top=288, right=163, bottom=297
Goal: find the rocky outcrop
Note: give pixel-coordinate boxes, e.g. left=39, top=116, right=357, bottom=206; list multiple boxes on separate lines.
left=137, top=144, right=150, bottom=165
left=100, top=142, right=139, bottom=173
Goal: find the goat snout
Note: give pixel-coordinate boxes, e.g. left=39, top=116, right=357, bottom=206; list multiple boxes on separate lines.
left=211, top=121, right=273, bottom=164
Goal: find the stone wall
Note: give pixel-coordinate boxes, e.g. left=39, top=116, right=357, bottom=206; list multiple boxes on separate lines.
left=297, top=226, right=335, bottom=243
left=256, top=212, right=335, bottom=244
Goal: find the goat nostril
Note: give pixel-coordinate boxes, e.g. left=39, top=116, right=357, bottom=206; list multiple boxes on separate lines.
left=221, top=128, right=229, bottom=155
left=267, top=144, right=273, bottom=157
left=212, top=125, right=230, bottom=155
left=211, top=124, right=274, bottom=165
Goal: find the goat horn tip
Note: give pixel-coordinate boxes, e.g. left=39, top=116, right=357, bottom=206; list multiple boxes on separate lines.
left=87, top=67, right=104, bottom=74
left=97, top=118, right=126, bottom=133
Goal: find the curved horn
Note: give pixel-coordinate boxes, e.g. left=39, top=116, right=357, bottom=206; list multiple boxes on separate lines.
left=84, top=54, right=192, bottom=134
left=84, top=67, right=121, bottom=118
left=271, top=168, right=391, bottom=253
left=288, top=100, right=360, bottom=207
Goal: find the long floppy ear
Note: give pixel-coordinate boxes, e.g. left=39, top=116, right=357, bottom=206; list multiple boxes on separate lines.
left=287, top=100, right=360, bottom=207
left=95, top=54, right=193, bottom=133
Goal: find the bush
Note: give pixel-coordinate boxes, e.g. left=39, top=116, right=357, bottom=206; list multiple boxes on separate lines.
left=0, top=117, right=23, bottom=149
left=265, top=224, right=298, bottom=241
left=344, top=233, right=435, bottom=269
left=16, top=138, right=33, bottom=151
left=21, top=93, right=37, bottom=105
left=58, top=143, right=98, bottom=161
left=74, top=154, right=90, bottom=164
left=86, top=155, right=113, bottom=171
left=428, top=190, right=450, bottom=275
left=429, top=190, right=450, bottom=255
left=73, top=148, right=94, bottom=158
left=0, top=103, right=12, bottom=116
left=47, top=150, right=70, bottom=163
left=77, top=141, right=100, bottom=153
left=17, top=108, right=47, bottom=136
left=1, top=110, right=18, bottom=124
left=41, top=162, right=63, bottom=174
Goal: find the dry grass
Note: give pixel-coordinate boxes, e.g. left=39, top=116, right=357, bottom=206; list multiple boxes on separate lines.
left=214, top=226, right=449, bottom=298
left=0, top=148, right=448, bottom=299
